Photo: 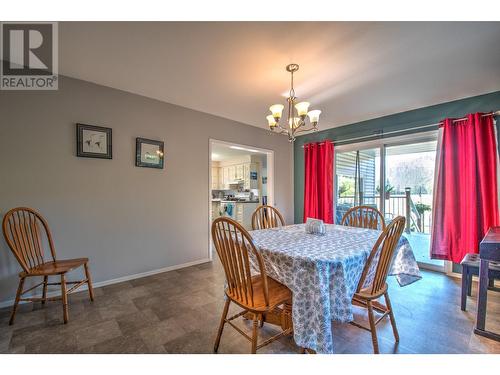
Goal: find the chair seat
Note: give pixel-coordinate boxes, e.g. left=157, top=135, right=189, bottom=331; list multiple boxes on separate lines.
left=461, top=253, right=500, bottom=271
left=21, top=258, right=89, bottom=276
left=355, top=282, right=388, bottom=300
left=226, top=275, right=292, bottom=312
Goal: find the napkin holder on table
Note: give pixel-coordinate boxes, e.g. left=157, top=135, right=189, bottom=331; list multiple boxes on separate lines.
left=305, top=218, right=326, bottom=235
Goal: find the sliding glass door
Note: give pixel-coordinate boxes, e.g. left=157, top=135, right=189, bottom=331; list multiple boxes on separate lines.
left=334, top=133, right=444, bottom=271
left=335, top=148, right=381, bottom=224
left=384, top=140, right=444, bottom=269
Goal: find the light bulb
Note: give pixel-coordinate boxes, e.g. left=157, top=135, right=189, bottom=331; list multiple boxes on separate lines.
left=307, top=110, right=321, bottom=124
left=289, top=117, right=300, bottom=129
left=295, top=102, right=310, bottom=117
left=266, top=115, right=277, bottom=128
left=269, top=104, right=284, bottom=120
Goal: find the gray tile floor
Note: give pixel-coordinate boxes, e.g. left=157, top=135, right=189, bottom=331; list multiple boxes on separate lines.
left=1, top=258, right=499, bottom=354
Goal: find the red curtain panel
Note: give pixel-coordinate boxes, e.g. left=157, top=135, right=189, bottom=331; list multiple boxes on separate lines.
left=304, top=140, right=334, bottom=223
left=431, top=113, right=499, bottom=263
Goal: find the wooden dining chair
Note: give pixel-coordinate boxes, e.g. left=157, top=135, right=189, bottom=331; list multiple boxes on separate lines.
left=341, top=205, right=386, bottom=230
left=2, top=207, right=94, bottom=325
left=349, top=216, right=405, bottom=354
left=212, top=216, right=293, bottom=353
left=251, top=205, right=285, bottom=230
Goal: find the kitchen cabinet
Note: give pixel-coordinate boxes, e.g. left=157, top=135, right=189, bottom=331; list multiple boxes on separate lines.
left=235, top=203, right=244, bottom=224
left=242, top=202, right=258, bottom=229
left=243, top=163, right=259, bottom=190
left=216, top=161, right=260, bottom=190
left=221, top=201, right=258, bottom=230
left=211, top=167, right=219, bottom=189
left=236, top=164, right=244, bottom=180
left=211, top=200, right=222, bottom=219
left=222, top=167, right=229, bottom=188
left=228, top=165, right=236, bottom=182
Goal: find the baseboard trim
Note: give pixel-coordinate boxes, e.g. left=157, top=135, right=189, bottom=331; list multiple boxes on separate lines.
left=0, top=258, right=212, bottom=309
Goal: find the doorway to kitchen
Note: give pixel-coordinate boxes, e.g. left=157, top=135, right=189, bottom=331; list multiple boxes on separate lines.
left=208, top=140, right=274, bottom=259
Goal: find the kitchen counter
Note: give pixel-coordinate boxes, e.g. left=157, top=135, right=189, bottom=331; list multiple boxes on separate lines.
left=221, top=200, right=260, bottom=204
left=211, top=199, right=260, bottom=204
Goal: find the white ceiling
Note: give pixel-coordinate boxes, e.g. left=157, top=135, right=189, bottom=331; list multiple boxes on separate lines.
left=59, top=22, right=500, bottom=131
left=211, top=142, right=266, bottom=162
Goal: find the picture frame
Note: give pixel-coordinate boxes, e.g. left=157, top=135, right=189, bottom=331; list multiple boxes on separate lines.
left=136, top=137, right=164, bottom=169
left=76, top=123, right=112, bottom=159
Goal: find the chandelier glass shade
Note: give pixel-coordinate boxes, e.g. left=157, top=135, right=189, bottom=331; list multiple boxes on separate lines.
left=266, top=64, right=321, bottom=142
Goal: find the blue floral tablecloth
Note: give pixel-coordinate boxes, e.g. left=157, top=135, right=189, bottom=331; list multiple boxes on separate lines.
left=250, top=224, right=421, bottom=354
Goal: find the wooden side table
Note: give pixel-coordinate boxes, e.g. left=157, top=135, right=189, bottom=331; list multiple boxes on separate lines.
left=474, top=227, right=500, bottom=341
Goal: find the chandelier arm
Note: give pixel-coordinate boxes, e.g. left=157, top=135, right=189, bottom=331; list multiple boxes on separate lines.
left=275, top=122, right=288, bottom=132
left=293, top=125, right=318, bottom=135
left=272, top=124, right=289, bottom=134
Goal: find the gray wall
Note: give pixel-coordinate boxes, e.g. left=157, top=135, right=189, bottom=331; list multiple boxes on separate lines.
left=0, top=76, right=293, bottom=305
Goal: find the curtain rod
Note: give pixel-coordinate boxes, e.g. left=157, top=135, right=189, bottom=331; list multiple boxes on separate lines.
left=302, top=110, right=500, bottom=147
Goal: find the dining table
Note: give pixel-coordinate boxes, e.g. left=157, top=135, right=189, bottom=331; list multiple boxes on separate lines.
left=249, top=223, right=422, bottom=354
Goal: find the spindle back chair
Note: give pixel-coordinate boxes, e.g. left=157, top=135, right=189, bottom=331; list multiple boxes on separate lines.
left=341, top=205, right=386, bottom=230
left=251, top=205, right=285, bottom=230
left=350, top=216, right=405, bottom=353
left=2, top=207, right=94, bottom=324
left=212, top=217, right=292, bottom=353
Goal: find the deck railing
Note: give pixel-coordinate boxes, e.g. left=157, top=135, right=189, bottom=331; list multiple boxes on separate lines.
left=337, top=188, right=431, bottom=233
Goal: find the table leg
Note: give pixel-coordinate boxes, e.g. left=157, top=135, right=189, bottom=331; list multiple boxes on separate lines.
left=467, top=270, right=473, bottom=296
left=475, top=259, right=488, bottom=331
left=474, top=259, right=500, bottom=341
left=461, top=266, right=468, bottom=311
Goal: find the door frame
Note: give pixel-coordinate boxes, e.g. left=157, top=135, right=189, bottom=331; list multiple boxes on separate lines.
left=208, top=139, right=275, bottom=261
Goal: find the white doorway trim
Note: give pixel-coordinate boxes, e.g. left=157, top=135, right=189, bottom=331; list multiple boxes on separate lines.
left=208, top=139, right=275, bottom=261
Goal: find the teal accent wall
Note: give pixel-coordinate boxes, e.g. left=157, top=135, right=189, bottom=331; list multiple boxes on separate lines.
left=294, top=90, right=500, bottom=223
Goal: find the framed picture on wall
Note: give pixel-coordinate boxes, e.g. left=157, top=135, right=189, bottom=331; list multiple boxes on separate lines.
left=136, top=138, right=164, bottom=169
left=76, top=123, right=112, bottom=159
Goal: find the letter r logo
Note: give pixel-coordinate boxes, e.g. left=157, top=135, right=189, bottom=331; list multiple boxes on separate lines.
left=2, top=23, right=54, bottom=75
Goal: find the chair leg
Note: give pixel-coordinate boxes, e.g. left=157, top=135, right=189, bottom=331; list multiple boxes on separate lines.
left=9, top=277, right=25, bottom=325
left=41, top=276, right=48, bottom=306
left=213, top=298, right=230, bottom=353
left=384, top=292, right=399, bottom=342
left=60, top=274, right=69, bottom=324
left=467, top=270, right=473, bottom=296
left=251, top=313, right=259, bottom=354
left=366, top=301, right=379, bottom=354
left=461, top=267, right=468, bottom=311
left=84, top=262, right=95, bottom=302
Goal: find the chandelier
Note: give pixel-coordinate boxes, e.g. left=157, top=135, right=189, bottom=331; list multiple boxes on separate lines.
left=266, top=63, right=321, bottom=142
